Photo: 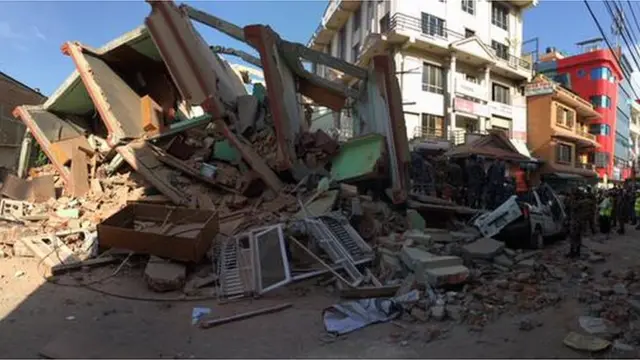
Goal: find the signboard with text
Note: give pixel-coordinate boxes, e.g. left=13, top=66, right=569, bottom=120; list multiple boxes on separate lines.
left=525, top=82, right=555, bottom=97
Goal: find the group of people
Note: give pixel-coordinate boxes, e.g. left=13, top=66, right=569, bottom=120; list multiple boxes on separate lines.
left=410, top=151, right=518, bottom=210
left=564, top=184, right=640, bottom=258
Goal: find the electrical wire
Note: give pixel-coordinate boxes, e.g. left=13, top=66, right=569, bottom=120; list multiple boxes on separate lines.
left=583, top=0, right=640, bottom=101
left=39, top=245, right=218, bottom=302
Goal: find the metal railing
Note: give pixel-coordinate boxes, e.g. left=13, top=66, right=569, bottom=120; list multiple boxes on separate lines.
left=381, top=13, right=531, bottom=70
left=576, top=129, right=597, bottom=141
left=575, top=163, right=596, bottom=170
left=411, top=126, right=469, bottom=145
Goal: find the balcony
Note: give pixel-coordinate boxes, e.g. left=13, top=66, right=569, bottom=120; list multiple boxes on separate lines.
left=455, top=76, right=487, bottom=101
left=308, top=0, right=361, bottom=50
left=412, top=126, right=467, bottom=145
left=575, top=162, right=596, bottom=171
left=381, top=13, right=532, bottom=72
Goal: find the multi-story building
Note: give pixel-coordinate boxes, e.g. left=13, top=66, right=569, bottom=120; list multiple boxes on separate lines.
left=525, top=74, right=600, bottom=182
left=307, top=0, right=537, bottom=144
left=535, top=39, right=633, bottom=182
left=630, top=100, right=640, bottom=168
left=0, top=71, right=45, bottom=169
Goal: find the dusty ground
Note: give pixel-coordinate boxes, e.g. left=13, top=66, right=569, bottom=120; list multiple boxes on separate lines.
left=0, top=228, right=639, bottom=358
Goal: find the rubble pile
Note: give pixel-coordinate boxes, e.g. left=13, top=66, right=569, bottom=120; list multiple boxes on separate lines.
left=0, top=0, right=603, bottom=341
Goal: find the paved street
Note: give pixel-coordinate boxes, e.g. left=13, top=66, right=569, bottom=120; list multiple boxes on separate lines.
left=0, top=227, right=639, bottom=358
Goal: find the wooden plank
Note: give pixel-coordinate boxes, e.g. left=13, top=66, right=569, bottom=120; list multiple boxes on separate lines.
left=149, top=143, right=238, bottom=193
left=70, top=147, right=90, bottom=198
left=51, top=256, right=119, bottom=276
left=28, top=175, right=56, bottom=202
left=49, top=136, right=92, bottom=166
left=339, top=284, right=401, bottom=299
left=198, top=303, right=293, bottom=329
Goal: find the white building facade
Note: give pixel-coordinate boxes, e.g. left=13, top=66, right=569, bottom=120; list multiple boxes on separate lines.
left=308, top=0, right=537, bottom=144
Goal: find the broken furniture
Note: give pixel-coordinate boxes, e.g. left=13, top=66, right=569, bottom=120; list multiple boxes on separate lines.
left=97, top=203, right=219, bottom=262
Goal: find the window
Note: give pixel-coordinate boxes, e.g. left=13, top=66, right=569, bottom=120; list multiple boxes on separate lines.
left=422, top=63, right=445, bottom=94
left=590, top=95, right=612, bottom=109
left=590, top=67, right=614, bottom=82
left=338, top=28, right=346, bottom=60
left=421, top=12, right=446, bottom=38
left=380, top=12, right=390, bottom=33
left=492, top=2, right=509, bottom=30
left=465, top=28, right=475, bottom=38
left=555, top=103, right=575, bottom=128
left=589, top=124, right=611, bottom=136
left=353, top=6, right=361, bottom=32
left=552, top=74, right=571, bottom=89
left=327, top=41, right=333, bottom=56
left=352, top=42, right=360, bottom=62
left=421, top=113, right=445, bottom=137
left=492, top=83, right=510, bottom=104
left=462, top=0, right=475, bottom=14
left=491, top=41, right=509, bottom=60
left=465, top=74, right=478, bottom=83
left=577, top=69, right=586, bottom=78
left=556, top=143, right=572, bottom=164
left=593, top=152, right=610, bottom=168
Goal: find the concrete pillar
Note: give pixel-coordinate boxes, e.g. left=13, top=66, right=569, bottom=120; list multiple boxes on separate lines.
left=448, top=54, right=457, bottom=140
left=483, top=66, right=491, bottom=133
left=17, top=130, right=32, bottom=178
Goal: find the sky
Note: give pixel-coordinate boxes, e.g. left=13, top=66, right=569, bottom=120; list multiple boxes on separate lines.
left=0, top=0, right=634, bottom=97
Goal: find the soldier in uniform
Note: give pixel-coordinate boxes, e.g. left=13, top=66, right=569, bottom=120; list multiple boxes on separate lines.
left=434, top=154, right=448, bottom=199
left=584, top=186, right=597, bottom=236
left=614, top=187, right=627, bottom=235
left=446, top=160, right=464, bottom=205
left=465, top=155, right=484, bottom=208
left=565, top=187, right=585, bottom=258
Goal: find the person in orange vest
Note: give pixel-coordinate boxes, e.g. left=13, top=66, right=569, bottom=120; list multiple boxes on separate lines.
left=515, top=168, right=529, bottom=195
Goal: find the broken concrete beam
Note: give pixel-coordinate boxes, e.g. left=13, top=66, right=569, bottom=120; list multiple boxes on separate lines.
left=462, top=237, right=504, bottom=260
left=424, top=228, right=455, bottom=243
left=236, top=95, right=258, bottom=135
left=144, top=256, right=187, bottom=292
left=400, top=247, right=463, bottom=271
left=419, top=265, right=470, bottom=287
left=403, top=230, right=431, bottom=246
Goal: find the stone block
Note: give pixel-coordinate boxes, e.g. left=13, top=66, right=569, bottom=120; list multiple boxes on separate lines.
left=406, top=209, right=426, bottom=230
left=144, top=256, right=186, bottom=292
left=403, top=230, right=432, bottom=246
left=420, top=265, right=470, bottom=287
left=462, top=237, right=504, bottom=260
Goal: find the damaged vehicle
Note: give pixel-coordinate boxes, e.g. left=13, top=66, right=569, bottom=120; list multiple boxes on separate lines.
left=474, top=183, right=567, bottom=249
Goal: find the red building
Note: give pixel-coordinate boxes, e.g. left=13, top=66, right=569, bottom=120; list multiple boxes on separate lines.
left=536, top=42, right=624, bottom=180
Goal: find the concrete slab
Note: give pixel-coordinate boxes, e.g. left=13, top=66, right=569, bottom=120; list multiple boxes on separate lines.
left=406, top=209, right=426, bottom=230
left=419, top=265, right=470, bottom=287
left=403, top=230, right=432, bottom=246
left=462, top=237, right=504, bottom=260
left=144, top=256, right=186, bottom=292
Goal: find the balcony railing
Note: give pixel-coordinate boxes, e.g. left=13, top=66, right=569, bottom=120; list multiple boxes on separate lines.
left=576, top=129, right=597, bottom=141
left=381, top=13, right=531, bottom=71
left=575, top=163, right=596, bottom=170
left=411, top=126, right=474, bottom=145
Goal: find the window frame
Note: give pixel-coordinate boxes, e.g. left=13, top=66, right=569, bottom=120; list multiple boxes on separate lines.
left=589, top=124, right=611, bottom=136
left=338, top=28, right=347, bottom=60
left=421, top=113, right=445, bottom=137
left=421, top=12, right=446, bottom=38
left=352, top=41, right=360, bottom=62
left=353, top=6, right=361, bottom=32
left=491, top=83, right=511, bottom=104
left=491, top=2, right=509, bottom=30
left=462, top=0, right=475, bottom=15
left=590, top=95, right=612, bottom=109
left=491, top=40, right=509, bottom=60
left=555, top=142, right=573, bottom=164
left=422, top=63, right=445, bottom=94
